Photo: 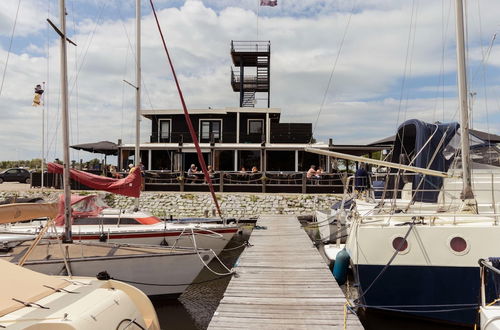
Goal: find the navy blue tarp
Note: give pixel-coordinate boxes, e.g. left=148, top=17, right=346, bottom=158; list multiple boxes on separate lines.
left=388, top=119, right=459, bottom=203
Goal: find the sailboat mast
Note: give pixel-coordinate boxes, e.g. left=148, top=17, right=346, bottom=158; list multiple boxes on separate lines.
left=134, top=0, right=141, bottom=209
left=59, top=0, right=72, bottom=242
left=454, top=0, right=474, bottom=201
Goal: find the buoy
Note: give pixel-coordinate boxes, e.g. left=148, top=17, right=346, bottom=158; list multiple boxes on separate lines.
left=333, top=248, right=350, bottom=285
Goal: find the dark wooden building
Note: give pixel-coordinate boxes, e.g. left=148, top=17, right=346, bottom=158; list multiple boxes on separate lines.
left=118, top=41, right=386, bottom=173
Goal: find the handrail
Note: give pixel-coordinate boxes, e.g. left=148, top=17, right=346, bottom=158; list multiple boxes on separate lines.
left=479, top=258, right=500, bottom=276
left=362, top=213, right=500, bottom=218
left=231, top=40, right=270, bottom=52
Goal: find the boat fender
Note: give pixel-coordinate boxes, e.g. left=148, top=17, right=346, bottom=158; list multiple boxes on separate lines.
left=333, top=248, right=350, bottom=285
left=96, top=271, right=111, bottom=280
left=99, top=233, right=107, bottom=242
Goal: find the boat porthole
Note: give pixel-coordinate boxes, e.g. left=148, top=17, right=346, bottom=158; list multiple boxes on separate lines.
left=448, top=236, right=470, bottom=255
left=202, top=254, right=210, bottom=262
left=391, top=236, right=409, bottom=254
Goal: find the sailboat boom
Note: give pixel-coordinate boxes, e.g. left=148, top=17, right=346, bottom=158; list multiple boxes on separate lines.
left=304, top=147, right=452, bottom=178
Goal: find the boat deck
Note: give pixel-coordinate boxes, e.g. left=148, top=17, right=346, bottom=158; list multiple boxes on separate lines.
left=208, top=215, right=363, bottom=329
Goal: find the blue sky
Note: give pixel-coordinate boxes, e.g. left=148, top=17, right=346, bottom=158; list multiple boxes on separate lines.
left=1, top=0, right=500, bottom=162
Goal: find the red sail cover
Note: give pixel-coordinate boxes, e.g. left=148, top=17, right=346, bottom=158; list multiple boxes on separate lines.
left=47, top=163, right=142, bottom=198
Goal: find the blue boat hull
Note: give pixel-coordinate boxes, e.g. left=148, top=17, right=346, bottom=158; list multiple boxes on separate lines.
left=356, top=264, right=487, bottom=325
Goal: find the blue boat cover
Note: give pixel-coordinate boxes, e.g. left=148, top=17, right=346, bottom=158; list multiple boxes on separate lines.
left=489, top=257, right=500, bottom=300
left=389, top=119, right=459, bottom=203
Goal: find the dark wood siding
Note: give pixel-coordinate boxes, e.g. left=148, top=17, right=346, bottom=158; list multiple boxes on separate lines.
left=270, top=123, right=312, bottom=143
left=239, top=113, right=266, bottom=143
left=150, top=113, right=238, bottom=143
left=148, top=112, right=311, bottom=144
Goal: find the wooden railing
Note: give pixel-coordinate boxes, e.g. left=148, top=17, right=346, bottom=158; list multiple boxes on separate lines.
left=144, top=171, right=345, bottom=194
left=31, top=171, right=346, bottom=194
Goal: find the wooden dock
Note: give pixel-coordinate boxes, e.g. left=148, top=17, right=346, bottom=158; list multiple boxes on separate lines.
left=208, top=215, right=363, bottom=329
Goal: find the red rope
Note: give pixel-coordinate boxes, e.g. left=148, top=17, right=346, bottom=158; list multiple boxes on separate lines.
left=149, top=0, right=222, bottom=218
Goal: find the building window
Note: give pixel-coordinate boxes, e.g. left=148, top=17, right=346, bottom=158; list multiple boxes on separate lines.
left=158, top=119, right=171, bottom=142
left=200, top=120, right=222, bottom=142
left=248, top=119, right=264, bottom=134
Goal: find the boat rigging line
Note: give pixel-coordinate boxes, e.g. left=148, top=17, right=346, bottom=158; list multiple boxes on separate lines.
left=0, top=0, right=22, bottom=98
left=148, top=0, right=222, bottom=218
left=309, top=0, right=355, bottom=145
left=115, top=4, right=155, bottom=112
left=354, top=219, right=416, bottom=305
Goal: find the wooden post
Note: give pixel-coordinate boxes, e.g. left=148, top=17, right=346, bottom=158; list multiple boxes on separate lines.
left=262, top=171, right=266, bottom=193
left=302, top=172, right=307, bottom=194
left=219, top=171, right=224, bottom=192
left=179, top=175, right=185, bottom=192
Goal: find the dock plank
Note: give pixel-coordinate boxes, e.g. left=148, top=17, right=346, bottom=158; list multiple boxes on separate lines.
left=208, top=215, right=363, bottom=329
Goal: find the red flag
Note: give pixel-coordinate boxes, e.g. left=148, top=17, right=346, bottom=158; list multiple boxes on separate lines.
left=260, top=0, right=277, bottom=7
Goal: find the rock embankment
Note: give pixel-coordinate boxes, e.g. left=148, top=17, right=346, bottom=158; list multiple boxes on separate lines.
left=0, top=190, right=341, bottom=218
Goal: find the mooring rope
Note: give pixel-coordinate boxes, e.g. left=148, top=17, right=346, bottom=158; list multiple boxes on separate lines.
left=191, top=228, right=234, bottom=277
left=356, top=303, right=478, bottom=313
left=110, top=273, right=233, bottom=287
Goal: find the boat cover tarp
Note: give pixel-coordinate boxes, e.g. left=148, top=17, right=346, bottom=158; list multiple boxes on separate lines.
left=0, top=203, right=58, bottom=224
left=0, top=259, right=69, bottom=317
left=489, top=257, right=500, bottom=299
left=47, top=162, right=141, bottom=198
left=389, top=119, right=459, bottom=203
left=54, top=194, right=107, bottom=226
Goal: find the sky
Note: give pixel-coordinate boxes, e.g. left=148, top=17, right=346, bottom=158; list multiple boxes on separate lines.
left=1, top=0, right=500, bottom=162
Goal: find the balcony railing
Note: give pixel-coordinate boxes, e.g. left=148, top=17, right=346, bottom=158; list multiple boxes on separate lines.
left=231, top=69, right=269, bottom=91
left=149, top=130, right=312, bottom=144
left=231, top=40, right=270, bottom=53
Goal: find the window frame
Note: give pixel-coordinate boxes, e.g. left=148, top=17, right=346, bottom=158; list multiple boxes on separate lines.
left=247, top=119, right=264, bottom=135
left=158, top=119, right=172, bottom=142
left=199, top=119, right=223, bottom=142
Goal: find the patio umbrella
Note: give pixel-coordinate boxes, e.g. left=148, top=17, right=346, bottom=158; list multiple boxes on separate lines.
left=70, top=141, right=118, bottom=156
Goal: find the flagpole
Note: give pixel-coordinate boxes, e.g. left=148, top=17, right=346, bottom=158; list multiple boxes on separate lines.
left=134, top=0, right=141, bottom=210
left=41, top=81, right=45, bottom=190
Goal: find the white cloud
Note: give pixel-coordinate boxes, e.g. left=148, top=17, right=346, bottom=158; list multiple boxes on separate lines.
left=1, top=0, right=500, bottom=162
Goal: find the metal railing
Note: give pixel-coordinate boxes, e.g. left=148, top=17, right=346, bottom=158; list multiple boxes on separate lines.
left=231, top=40, right=270, bottom=53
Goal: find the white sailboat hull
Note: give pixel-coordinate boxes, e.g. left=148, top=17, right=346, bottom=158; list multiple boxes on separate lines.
left=24, top=251, right=211, bottom=296
left=347, top=210, right=500, bottom=325
left=6, top=242, right=214, bottom=297
left=3, top=222, right=238, bottom=255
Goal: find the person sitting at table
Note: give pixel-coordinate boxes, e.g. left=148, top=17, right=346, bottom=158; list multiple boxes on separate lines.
left=207, top=165, right=215, bottom=177
left=306, top=165, right=317, bottom=179
left=187, top=164, right=198, bottom=182
left=203, top=165, right=215, bottom=183
left=315, top=166, right=324, bottom=183
left=316, top=167, right=324, bottom=176
left=251, top=166, right=258, bottom=173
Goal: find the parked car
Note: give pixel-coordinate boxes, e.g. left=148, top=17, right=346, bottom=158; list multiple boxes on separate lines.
left=0, top=168, right=31, bottom=184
